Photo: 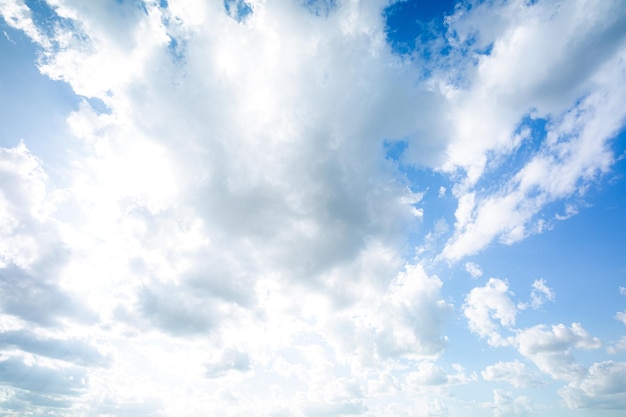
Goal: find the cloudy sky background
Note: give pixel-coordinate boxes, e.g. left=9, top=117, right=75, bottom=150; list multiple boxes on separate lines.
left=1, top=0, right=626, bottom=415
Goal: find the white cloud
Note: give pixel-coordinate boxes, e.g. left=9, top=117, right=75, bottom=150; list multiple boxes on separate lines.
left=482, top=360, right=542, bottom=388
left=373, top=264, right=453, bottom=360
left=438, top=0, right=626, bottom=262
left=492, top=389, right=535, bottom=417
left=514, top=323, right=601, bottom=381
left=518, top=278, right=555, bottom=310
left=464, top=262, right=483, bottom=278
left=1, top=0, right=626, bottom=415
left=559, top=361, right=626, bottom=409
left=463, top=278, right=517, bottom=346
left=607, top=337, right=626, bottom=355
left=616, top=310, right=626, bottom=326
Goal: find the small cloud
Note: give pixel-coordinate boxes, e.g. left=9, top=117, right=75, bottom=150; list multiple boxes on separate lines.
left=619, top=287, right=626, bottom=296
left=615, top=310, right=626, bottom=326
left=555, top=204, right=578, bottom=221
left=607, top=336, right=626, bottom=354
left=464, top=262, right=483, bottom=278
left=3, top=30, right=16, bottom=44
left=438, top=186, right=446, bottom=198
left=482, top=360, right=543, bottom=388
left=518, top=279, right=555, bottom=310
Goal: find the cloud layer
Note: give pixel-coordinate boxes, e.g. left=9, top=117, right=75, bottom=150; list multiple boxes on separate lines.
left=1, top=0, right=626, bottom=415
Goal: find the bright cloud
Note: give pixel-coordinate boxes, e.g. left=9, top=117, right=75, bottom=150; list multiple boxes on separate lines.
left=463, top=278, right=518, bottom=346
left=1, top=0, right=625, bottom=415
left=482, top=360, right=543, bottom=388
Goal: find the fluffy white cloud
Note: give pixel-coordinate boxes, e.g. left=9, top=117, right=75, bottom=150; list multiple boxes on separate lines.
left=463, top=278, right=517, bottom=346
left=559, top=361, right=626, bottom=409
left=482, top=360, right=543, bottom=388
left=514, top=323, right=601, bottom=381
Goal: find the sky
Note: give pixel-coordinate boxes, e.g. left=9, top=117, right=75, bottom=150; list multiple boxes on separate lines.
left=0, top=0, right=626, bottom=416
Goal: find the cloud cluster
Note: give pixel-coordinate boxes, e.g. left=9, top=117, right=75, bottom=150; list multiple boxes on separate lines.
left=1, top=0, right=625, bottom=415
left=439, top=0, right=626, bottom=261
left=466, top=276, right=626, bottom=409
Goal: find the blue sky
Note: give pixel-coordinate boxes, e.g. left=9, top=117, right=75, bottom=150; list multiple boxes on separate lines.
left=1, top=0, right=626, bottom=416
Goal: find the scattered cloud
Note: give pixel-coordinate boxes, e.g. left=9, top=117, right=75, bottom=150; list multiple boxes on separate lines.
left=514, top=323, right=602, bottom=381
left=492, top=389, right=535, bottom=417
left=464, top=262, right=483, bottom=279
left=559, top=361, right=626, bottom=409
left=482, top=360, right=543, bottom=388
left=463, top=278, right=517, bottom=346
left=518, top=278, right=555, bottom=310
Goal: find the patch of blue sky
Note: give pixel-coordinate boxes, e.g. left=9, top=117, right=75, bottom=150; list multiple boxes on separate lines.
left=224, top=0, right=253, bottom=23
left=383, top=0, right=457, bottom=56
left=24, top=0, right=88, bottom=48
left=167, top=35, right=186, bottom=63
left=0, top=20, right=80, bottom=179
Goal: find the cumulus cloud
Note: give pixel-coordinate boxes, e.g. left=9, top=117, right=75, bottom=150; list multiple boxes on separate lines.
left=514, top=323, right=601, bottom=381
left=482, top=360, right=543, bottom=388
left=559, top=361, right=626, bottom=409
left=463, top=278, right=517, bottom=346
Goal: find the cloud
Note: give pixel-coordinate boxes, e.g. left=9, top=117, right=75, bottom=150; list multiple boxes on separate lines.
left=559, top=361, right=626, bottom=409
left=492, top=389, right=534, bottom=417
left=374, top=264, right=453, bottom=360
left=463, top=278, right=517, bottom=346
left=514, top=323, right=601, bottom=381
left=464, top=261, right=483, bottom=278
left=406, top=361, right=475, bottom=389
left=0, top=355, right=86, bottom=400
left=482, top=360, right=543, bottom=388
left=0, top=330, right=109, bottom=367
left=607, top=337, right=626, bottom=355
left=518, top=278, right=555, bottom=310
left=438, top=0, right=626, bottom=261
left=204, top=348, right=251, bottom=378
left=616, top=310, right=626, bottom=326
left=1, top=0, right=626, bottom=415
